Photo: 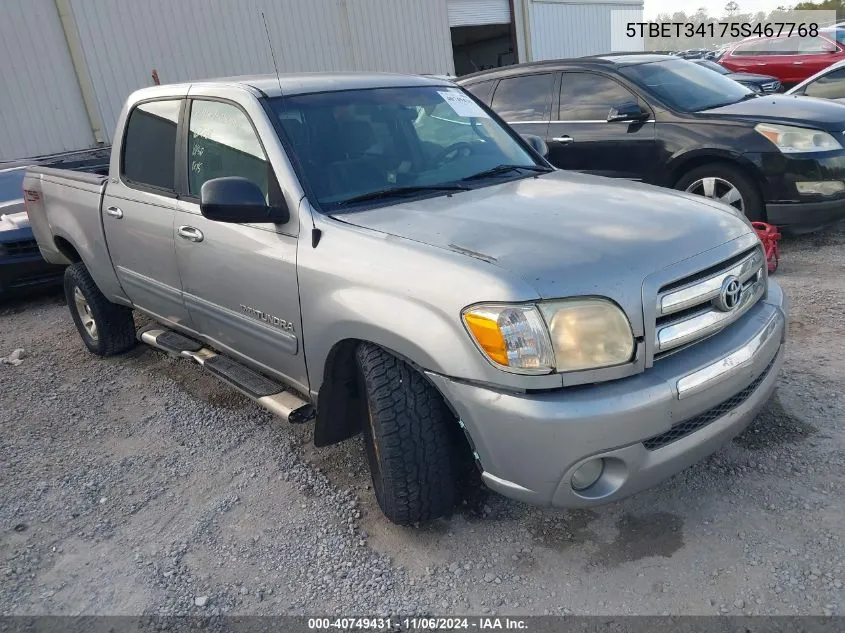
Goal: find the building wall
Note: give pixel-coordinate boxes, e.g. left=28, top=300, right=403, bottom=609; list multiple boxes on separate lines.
left=66, top=0, right=455, bottom=141
left=0, top=0, right=94, bottom=161
left=524, top=0, right=643, bottom=61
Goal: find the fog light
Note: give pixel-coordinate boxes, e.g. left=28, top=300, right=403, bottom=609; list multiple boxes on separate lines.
left=796, top=181, right=845, bottom=195
left=571, top=458, right=604, bottom=491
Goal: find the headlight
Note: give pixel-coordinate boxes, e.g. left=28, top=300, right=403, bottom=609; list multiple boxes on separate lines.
left=747, top=84, right=762, bottom=94
left=462, top=304, right=555, bottom=374
left=755, top=123, right=841, bottom=154
left=539, top=299, right=635, bottom=372
left=462, top=298, right=634, bottom=374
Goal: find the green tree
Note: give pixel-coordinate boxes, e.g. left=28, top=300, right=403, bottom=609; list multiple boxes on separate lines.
left=725, top=1, right=740, bottom=16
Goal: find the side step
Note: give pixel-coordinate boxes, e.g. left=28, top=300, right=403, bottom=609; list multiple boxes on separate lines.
left=139, top=327, right=314, bottom=424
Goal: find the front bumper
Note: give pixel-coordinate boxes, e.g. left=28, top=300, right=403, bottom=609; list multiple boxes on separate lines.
left=0, top=255, right=65, bottom=295
left=766, top=198, right=845, bottom=234
left=757, top=150, right=845, bottom=232
left=427, top=280, right=787, bottom=508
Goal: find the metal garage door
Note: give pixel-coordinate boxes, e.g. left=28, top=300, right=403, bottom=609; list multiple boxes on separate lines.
left=0, top=0, right=94, bottom=161
left=448, top=0, right=511, bottom=27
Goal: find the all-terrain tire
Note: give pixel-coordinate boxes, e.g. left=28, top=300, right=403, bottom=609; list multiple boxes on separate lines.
left=64, top=262, right=136, bottom=356
left=355, top=343, right=457, bottom=525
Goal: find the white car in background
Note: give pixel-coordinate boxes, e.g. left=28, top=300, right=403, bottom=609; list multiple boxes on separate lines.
left=786, top=59, right=845, bottom=102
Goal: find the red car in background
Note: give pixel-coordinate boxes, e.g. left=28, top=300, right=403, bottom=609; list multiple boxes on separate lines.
left=720, top=32, right=845, bottom=88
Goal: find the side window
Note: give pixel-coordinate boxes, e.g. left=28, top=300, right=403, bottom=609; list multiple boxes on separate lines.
left=490, top=73, right=555, bottom=122
left=188, top=100, right=270, bottom=199
left=559, top=73, right=638, bottom=121
left=122, top=100, right=180, bottom=191
left=804, top=68, right=845, bottom=99
left=463, top=80, right=496, bottom=104
left=731, top=40, right=772, bottom=56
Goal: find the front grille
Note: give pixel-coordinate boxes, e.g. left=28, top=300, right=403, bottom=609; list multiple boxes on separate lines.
left=761, top=81, right=781, bottom=93
left=3, top=239, right=40, bottom=257
left=654, top=247, right=765, bottom=360
left=643, top=354, right=778, bottom=451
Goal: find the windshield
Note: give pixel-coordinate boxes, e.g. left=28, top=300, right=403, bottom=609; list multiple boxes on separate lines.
left=824, top=28, right=845, bottom=46
left=621, top=59, right=754, bottom=112
left=0, top=168, right=26, bottom=204
left=267, top=86, right=541, bottom=209
left=695, top=60, right=729, bottom=75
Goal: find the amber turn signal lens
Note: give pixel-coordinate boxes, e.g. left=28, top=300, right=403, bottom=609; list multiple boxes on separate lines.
left=463, top=312, right=509, bottom=366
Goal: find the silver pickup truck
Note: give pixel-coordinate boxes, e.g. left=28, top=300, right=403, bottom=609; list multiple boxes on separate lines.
left=24, top=73, right=787, bottom=525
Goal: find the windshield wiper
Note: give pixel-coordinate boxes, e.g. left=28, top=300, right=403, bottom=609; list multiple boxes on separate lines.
left=700, top=92, right=759, bottom=111
left=461, top=164, right=553, bottom=181
left=334, top=184, right=470, bottom=206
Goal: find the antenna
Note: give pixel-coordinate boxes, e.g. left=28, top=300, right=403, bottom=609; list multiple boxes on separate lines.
left=261, top=12, right=283, bottom=94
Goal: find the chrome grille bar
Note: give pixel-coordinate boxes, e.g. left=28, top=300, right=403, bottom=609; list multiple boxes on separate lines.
left=657, top=275, right=765, bottom=352
left=658, top=248, right=764, bottom=317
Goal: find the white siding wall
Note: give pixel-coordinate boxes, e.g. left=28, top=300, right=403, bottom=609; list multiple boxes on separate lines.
left=0, top=0, right=94, bottom=161
left=347, top=0, right=454, bottom=73
left=66, top=0, right=455, bottom=142
left=528, top=0, right=643, bottom=60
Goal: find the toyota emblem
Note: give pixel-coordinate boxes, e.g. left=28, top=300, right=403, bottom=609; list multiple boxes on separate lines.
left=714, top=276, right=742, bottom=312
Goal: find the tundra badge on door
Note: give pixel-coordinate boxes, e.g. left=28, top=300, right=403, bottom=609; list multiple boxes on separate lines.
left=240, top=304, right=295, bottom=333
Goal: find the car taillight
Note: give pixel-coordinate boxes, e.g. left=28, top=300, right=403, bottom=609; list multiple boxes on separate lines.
left=23, top=189, right=40, bottom=217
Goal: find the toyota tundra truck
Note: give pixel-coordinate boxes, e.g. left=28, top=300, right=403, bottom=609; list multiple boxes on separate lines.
left=23, top=73, right=787, bottom=525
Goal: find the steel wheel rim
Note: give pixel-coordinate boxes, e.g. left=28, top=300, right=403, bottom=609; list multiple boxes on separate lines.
left=73, top=287, right=98, bottom=342
left=685, top=176, right=745, bottom=213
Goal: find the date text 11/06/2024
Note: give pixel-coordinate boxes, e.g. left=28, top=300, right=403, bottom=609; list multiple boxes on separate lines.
left=625, top=22, right=818, bottom=39
left=307, top=617, right=529, bottom=630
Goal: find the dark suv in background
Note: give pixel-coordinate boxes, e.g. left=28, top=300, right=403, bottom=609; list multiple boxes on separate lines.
left=458, top=55, right=845, bottom=232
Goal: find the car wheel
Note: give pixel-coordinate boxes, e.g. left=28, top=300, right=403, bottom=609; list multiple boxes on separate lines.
left=355, top=342, right=457, bottom=525
left=675, top=163, right=764, bottom=222
left=64, top=262, right=136, bottom=356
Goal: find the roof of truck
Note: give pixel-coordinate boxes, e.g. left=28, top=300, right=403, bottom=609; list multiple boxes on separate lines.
left=196, top=72, right=455, bottom=97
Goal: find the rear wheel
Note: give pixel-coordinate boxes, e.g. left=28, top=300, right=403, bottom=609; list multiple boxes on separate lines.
left=64, top=262, right=136, bottom=356
left=355, top=342, right=457, bottom=525
left=675, top=162, right=764, bottom=222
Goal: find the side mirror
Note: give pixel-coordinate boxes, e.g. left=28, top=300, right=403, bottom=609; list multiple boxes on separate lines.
left=521, top=133, right=549, bottom=157
left=200, top=177, right=289, bottom=224
left=607, top=102, right=648, bottom=123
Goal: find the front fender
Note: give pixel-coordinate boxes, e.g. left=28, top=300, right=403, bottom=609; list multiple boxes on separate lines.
left=297, top=213, right=565, bottom=397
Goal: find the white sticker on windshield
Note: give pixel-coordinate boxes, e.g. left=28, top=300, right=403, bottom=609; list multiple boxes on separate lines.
left=437, top=89, right=490, bottom=119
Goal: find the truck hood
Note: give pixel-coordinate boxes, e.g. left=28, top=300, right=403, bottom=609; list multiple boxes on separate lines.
left=728, top=71, right=778, bottom=83
left=699, top=94, right=845, bottom=131
left=335, top=171, right=752, bottom=326
left=0, top=200, right=28, bottom=232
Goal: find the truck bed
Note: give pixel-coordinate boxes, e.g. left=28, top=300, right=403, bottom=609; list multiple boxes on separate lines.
left=23, top=164, right=118, bottom=297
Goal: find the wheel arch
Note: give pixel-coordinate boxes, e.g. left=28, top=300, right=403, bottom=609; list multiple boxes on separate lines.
left=666, top=149, right=765, bottom=193
left=313, top=337, right=461, bottom=448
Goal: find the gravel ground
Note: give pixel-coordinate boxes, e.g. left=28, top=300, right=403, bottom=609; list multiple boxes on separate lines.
left=1, top=225, right=844, bottom=617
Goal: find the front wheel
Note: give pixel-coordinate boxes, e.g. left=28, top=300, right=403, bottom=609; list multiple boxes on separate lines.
left=355, top=343, right=457, bottom=525
left=675, top=163, right=764, bottom=222
left=64, top=262, right=136, bottom=356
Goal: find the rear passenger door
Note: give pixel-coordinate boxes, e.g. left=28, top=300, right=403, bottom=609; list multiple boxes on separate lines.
left=174, top=94, right=308, bottom=393
left=102, top=98, right=191, bottom=325
left=489, top=72, right=556, bottom=141
left=547, top=72, right=657, bottom=182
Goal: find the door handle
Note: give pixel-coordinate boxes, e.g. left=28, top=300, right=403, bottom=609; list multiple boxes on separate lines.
left=552, top=136, right=574, bottom=145
left=793, top=61, right=804, bottom=65
left=177, top=226, right=204, bottom=243
left=105, top=206, right=123, bottom=219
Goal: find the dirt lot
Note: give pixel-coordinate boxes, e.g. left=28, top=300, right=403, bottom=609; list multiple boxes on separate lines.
left=1, top=226, right=844, bottom=617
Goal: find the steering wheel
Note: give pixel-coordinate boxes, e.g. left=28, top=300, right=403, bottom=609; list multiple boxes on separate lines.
left=434, top=142, right=474, bottom=166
